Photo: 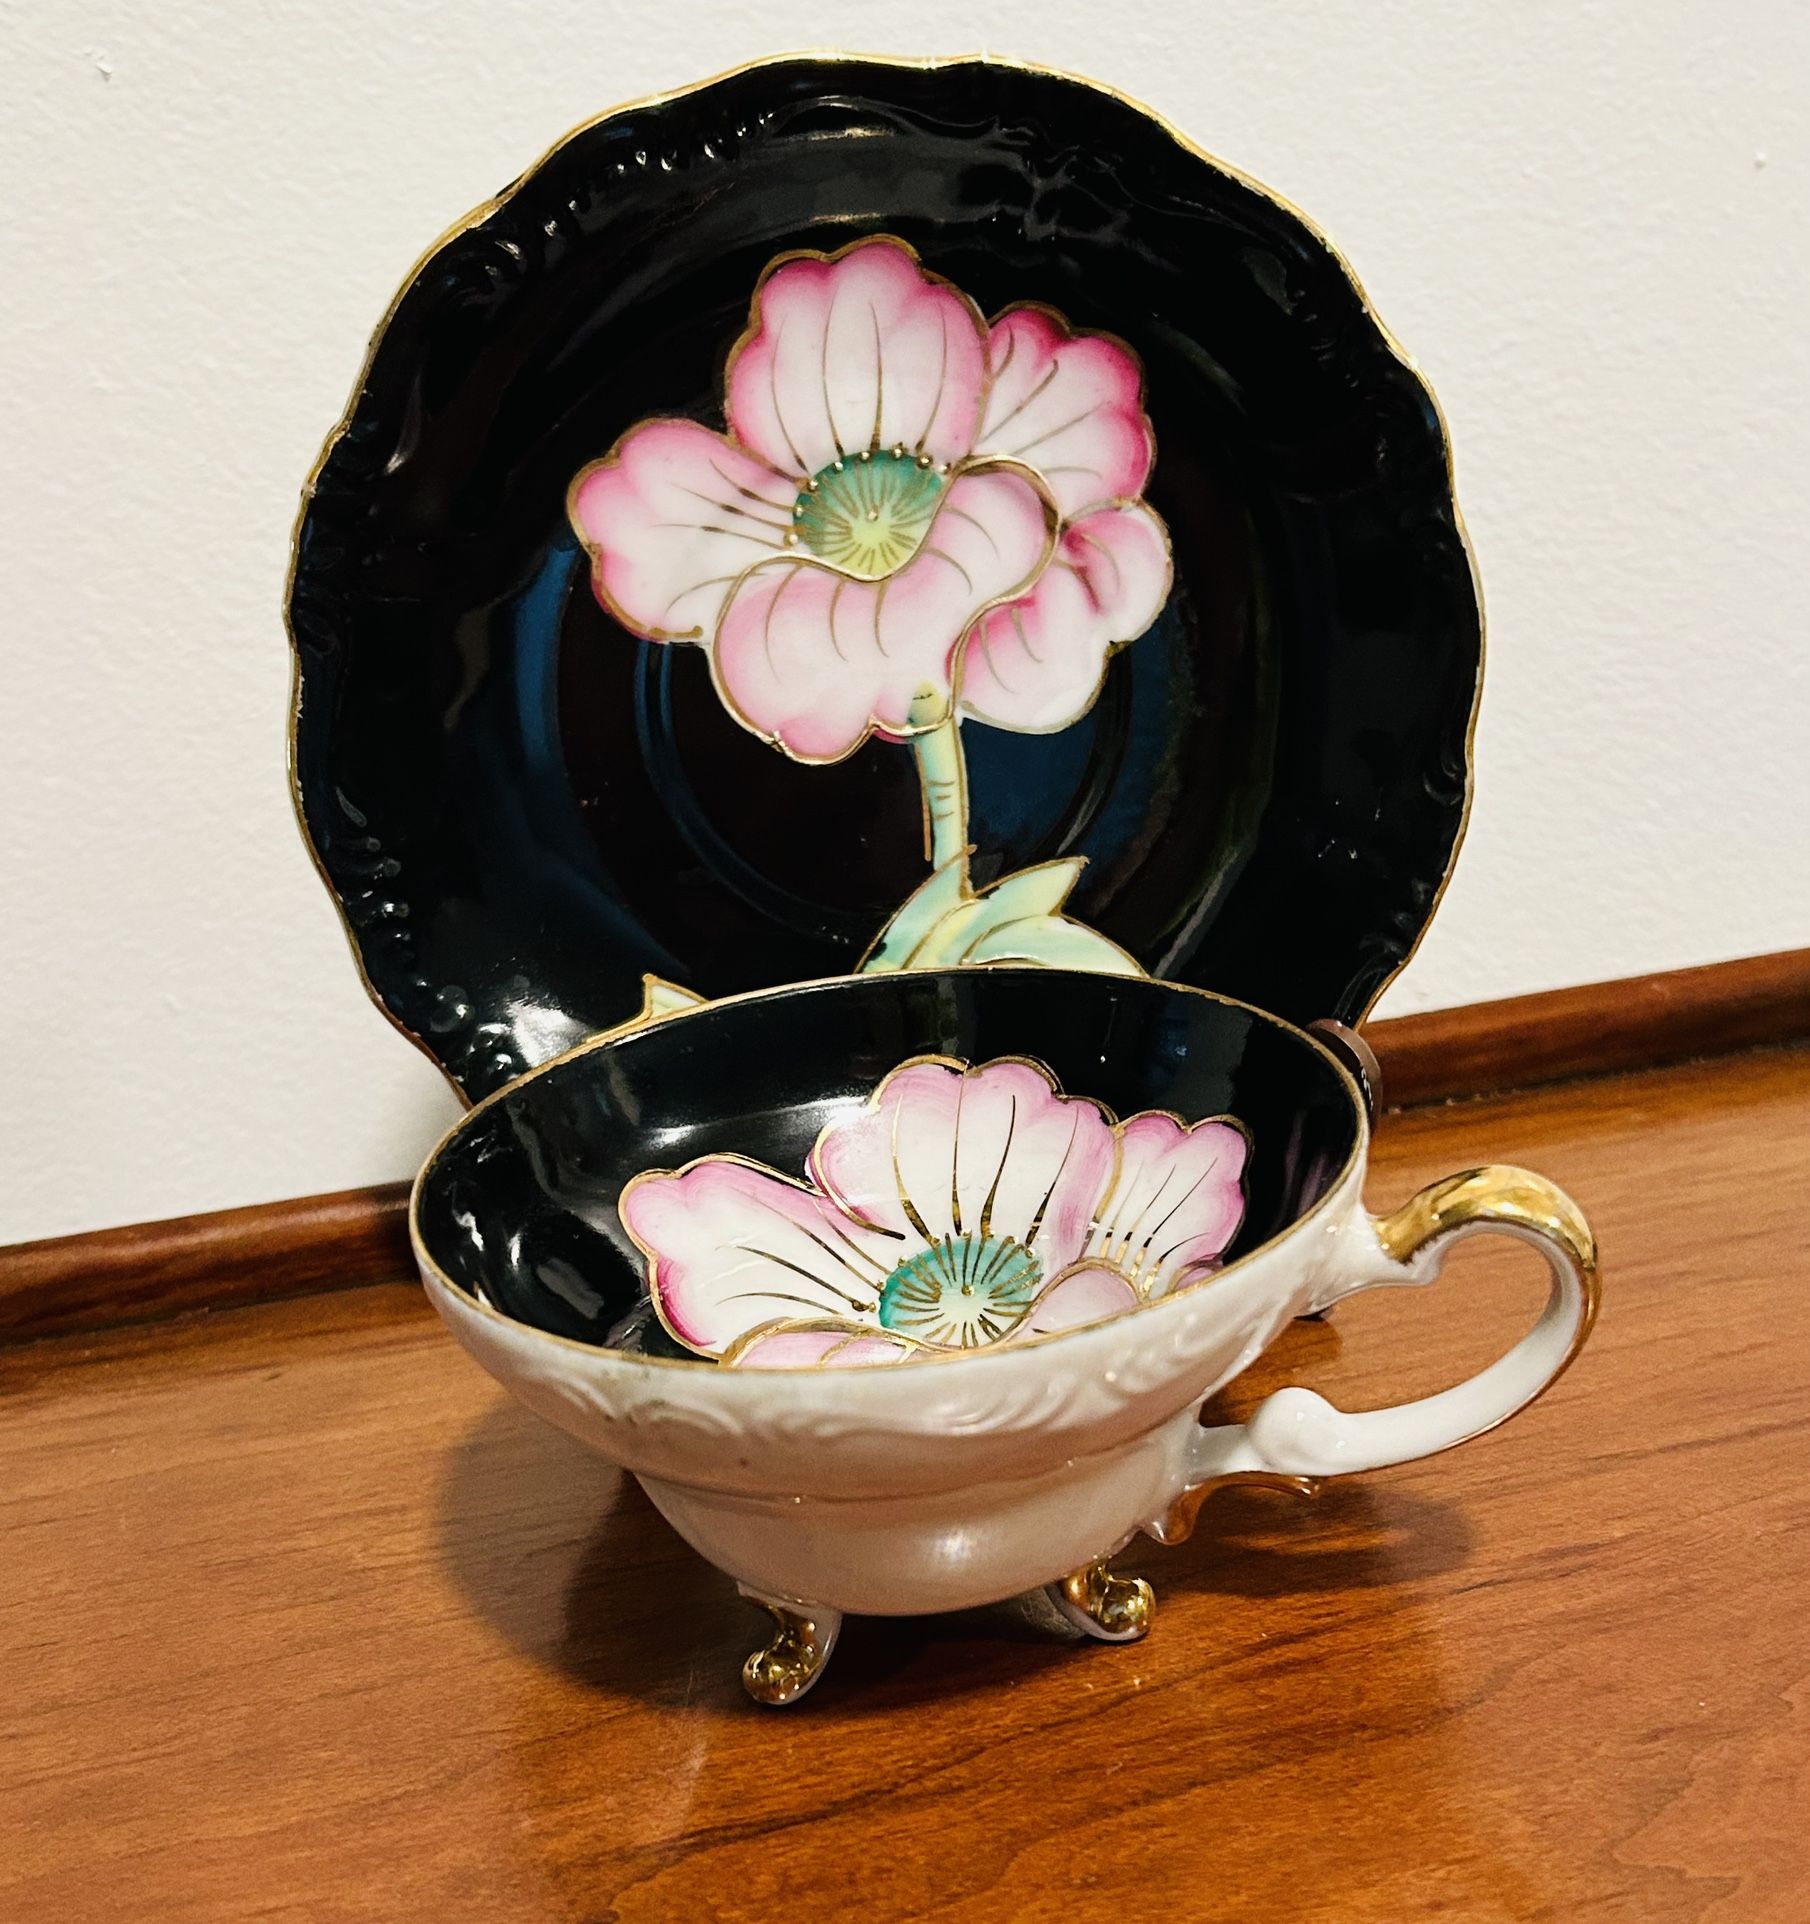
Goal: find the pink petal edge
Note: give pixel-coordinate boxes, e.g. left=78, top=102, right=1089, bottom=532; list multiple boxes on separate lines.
left=958, top=500, right=1171, bottom=733
left=975, top=307, right=1153, bottom=515
left=726, top=238, right=989, bottom=480
left=1021, top=1262, right=1140, bottom=1335
left=569, top=418, right=795, bottom=643
left=710, top=467, right=1051, bottom=760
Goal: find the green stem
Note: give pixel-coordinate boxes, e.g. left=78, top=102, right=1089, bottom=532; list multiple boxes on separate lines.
left=909, top=713, right=970, bottom=875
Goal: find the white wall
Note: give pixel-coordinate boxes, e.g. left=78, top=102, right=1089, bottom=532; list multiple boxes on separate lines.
left=3, top=2, right=1806, bottom=1244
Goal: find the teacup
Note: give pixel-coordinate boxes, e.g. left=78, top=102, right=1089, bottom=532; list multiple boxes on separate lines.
left=412, top=968, right=1597, bottom=1704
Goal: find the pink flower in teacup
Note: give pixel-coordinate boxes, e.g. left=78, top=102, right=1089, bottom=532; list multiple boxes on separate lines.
left=620, top=1057, right=1248, bottom=1368
left=568, top=235, right=1171, bottom=764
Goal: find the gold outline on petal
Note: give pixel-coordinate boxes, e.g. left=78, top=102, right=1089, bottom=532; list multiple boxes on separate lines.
left=951, top=495, right=1176, bottom=739
left=618, top=1148, right=900, bottom=1357
left=290, top=52, right=1481, bottom=1090
left=704, top=457, right=1062, bottom=764
left=618, top=1049, right=1252, bottom=1366
left=971, top=298, right=1159, bottom=524
left=721, top=233, right=1002, bottom=479
left=718, top=1315, right=931, bottom=1370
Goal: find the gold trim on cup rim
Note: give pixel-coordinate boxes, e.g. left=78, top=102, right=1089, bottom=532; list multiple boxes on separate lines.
left=406, top=966, right=1373, bottom=1376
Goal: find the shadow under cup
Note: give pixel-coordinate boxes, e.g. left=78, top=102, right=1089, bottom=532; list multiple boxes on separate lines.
left=412, top=969, right=1364, bottom=1359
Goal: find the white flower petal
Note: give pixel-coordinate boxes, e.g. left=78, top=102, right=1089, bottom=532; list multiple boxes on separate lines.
left=957, top=501, right=1171, bottom=733
left=808, top=1057, right=1119, bottom=1274
left=568, top=418, right=795, bottom=641
left=712, top=467, right=1052, bottom=760
left=726, top=238, right=989, bottom=479
left=620, top=1158, right=900, bottom=1358
left=974, top=307, right=1154, bottom=515
left=1085, top=1113, right=1250, bottom=1298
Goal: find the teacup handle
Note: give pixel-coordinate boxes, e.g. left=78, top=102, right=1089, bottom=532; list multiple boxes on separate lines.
left=1151, top=1166, right=1599, bottom=1543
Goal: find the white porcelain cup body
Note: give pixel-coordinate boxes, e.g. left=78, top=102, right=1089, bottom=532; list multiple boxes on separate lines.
left=421, top=1124, right=1596, bottom=1616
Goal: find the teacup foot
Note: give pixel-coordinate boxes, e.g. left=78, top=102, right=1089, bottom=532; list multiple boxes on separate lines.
left=1047, top=1558, right=1154, bottom=1643
left=737, top=1589, right=842, bottom=1706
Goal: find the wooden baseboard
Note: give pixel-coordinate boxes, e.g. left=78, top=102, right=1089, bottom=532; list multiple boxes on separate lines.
left=0, top=1183, right=412, bottom=1346
left=3, top=947, right=1804, bottom=1346
left=1365, top=946, right=1810, bottom=1109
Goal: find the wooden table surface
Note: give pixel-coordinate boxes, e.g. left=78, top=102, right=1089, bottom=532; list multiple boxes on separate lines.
left=4, top=1048, right=1807, bottom=1923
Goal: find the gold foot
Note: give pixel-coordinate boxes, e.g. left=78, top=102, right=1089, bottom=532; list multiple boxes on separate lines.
left=739, top=1594, right=841, bottom=1706
left=1148, top=1470, right=1321, bottom=1547
left=1047, top=1558, right=1154, bottom=1643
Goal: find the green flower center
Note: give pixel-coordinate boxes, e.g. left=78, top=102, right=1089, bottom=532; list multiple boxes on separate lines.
left=792, top=448, right=945, bottom=580
left=876, top=1233, right=1043, bottom=1349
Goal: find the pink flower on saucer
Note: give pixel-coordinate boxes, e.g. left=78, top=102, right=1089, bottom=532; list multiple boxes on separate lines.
left=568, top=236, right=1171, bottom=761
left=619, top=1057, right=1248, bottom=1367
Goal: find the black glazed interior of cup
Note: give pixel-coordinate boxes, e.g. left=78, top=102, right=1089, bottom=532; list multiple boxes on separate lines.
left=414, top=969, right=1361, bottom=1359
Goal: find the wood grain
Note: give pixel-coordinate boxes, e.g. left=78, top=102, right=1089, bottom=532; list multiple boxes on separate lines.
left=0, top=1182, right=411, bottom=1343
left=1365, top=944, right=1810, bottom=1108
left=2, top=1046, right=1805, bottom=1922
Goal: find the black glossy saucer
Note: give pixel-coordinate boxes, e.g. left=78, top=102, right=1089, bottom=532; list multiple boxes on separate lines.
left=291, top=56, right=1478, bottom=1098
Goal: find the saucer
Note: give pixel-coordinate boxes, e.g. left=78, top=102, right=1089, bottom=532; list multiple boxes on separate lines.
left=289, top=54, right=1480, bottom=1099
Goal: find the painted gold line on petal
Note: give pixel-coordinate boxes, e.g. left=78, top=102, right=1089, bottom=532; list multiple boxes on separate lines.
left=1025, top=1111, right=1084, bottom=1249
left=1071, top=521, right=1126, bottom=594
left=1098, top=1157, right=1185, bottom=1263
left=1009, top=604, right=1043, bottom=665
left=983, top=360, right=1059, bottom=440
left=721, top=1286, right=862, bottom=1316
left=938, top=501, right=998, bottom=553
left=889, top=1100, right=935, bottom=1242
left=766, top=321, right=811, bottom=478
left=977, top=1092, right=1016, bottom=1238
left=919, top=307, right=950, bottom=452
left=671, top=483, right=794, bottom=532
left=820, top=297, right=842, bottom=455
left=950, top=1072, right=967, bottom=1235
left=1136, top=1156, right=1221, bottom=1250
left=1003, top=400, right=1098, bottom=459
left=730, top=1244, right=868, bottom=1312
left=923, top=546, right=974, bottom=592
left=709, top=456, right=794, bottom=511
left=757, top=562, right=806, bottom=676
left=649, top=519, right=778, bottom=546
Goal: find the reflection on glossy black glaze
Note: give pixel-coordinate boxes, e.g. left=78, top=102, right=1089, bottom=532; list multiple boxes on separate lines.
left=291, top=57, right=1479, bottom=1098
left=415, top=970, right=1360, bottom=1357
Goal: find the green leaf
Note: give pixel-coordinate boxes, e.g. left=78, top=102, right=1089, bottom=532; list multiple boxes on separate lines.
left=963, top=913, right=1145, bottom=975
left=959, top=857, right=1085, bottom=930
left=860, top=855, right=1144, bottom=979
left=860, top=858, right=970, bottom=972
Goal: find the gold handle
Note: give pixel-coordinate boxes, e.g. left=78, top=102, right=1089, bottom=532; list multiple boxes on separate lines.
left=1154, top=1163, right=1600, bottom=1545
left=1374, top=1164, right=1601, bottom=1384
